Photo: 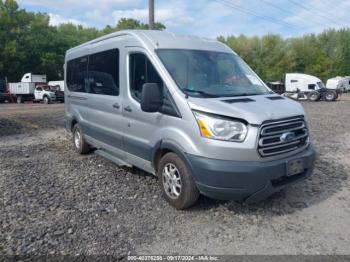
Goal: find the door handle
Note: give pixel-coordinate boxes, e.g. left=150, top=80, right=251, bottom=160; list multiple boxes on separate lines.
left=124, top=106, right=132, bottom=112
left=113, top=103, right=120, bottom=109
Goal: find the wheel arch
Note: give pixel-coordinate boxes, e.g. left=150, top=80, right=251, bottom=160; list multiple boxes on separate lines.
left=151, top=140, right=192, bottom=175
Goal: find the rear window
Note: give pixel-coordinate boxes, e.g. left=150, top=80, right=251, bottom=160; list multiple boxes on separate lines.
left=66, top=56, right=88, bottom=92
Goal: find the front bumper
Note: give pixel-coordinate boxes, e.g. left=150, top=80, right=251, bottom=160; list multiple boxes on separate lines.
left=186, top=145, right=316, bottom=203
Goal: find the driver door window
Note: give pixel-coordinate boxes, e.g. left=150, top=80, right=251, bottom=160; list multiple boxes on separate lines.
left=129, top=53, right=163, bottom=102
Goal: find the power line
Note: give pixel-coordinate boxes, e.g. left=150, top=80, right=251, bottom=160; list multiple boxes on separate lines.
left=288, top=0, right=343, bottom=27
left=214, top=0, right=301, bottom=30
left=260, top=0, right=325, bottom=27
left=260, top=0, right=295, bottom=15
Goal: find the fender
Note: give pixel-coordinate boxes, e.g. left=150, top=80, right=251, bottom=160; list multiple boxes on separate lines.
left=151, top=139, right=194, bottom=173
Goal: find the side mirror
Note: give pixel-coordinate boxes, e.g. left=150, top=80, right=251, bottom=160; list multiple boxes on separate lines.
left=141, top=83, right=163, bottom=113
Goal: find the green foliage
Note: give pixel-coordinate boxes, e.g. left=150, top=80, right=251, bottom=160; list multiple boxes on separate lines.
left=1, top=0, right=350, bottom=83
left=218, top=29, right=350, bottom=82
left=0, top=0, right=165, bottom=81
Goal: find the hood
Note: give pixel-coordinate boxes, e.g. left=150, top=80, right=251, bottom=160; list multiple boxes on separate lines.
left=187, top=94, right=305, bottom=125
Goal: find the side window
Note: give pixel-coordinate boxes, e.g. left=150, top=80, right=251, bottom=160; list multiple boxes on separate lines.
left=67, top=56, right=88, bottom=92
left=308, top=84, right=315, bottom=90
left=129, top=53, right=163, bottom=101
left=291, top=80, right=298, bottom=83
left=36, top=87, right=42, bottom=91
left=88, top=49, right=119, bottom=96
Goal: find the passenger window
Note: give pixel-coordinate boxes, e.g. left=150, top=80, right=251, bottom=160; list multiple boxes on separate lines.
left=308, top=84, right=315, bottom=90
left=67, top=56, right=88, bottom=92
left=36, top=87, right=42, bottom=91
left=88, top=49, right=119, bottom=96
left=129, top=53, right=163, bottom=101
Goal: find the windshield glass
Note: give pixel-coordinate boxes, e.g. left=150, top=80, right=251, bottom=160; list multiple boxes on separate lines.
left=317, top=81, right=325, bottom=89
left=42, top=86, right=52, bottom=91
left=156, top=49, right=270, bottom=97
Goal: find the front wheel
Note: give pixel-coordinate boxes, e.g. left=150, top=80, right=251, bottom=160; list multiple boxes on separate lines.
left=325, top=91, right=336, bottom=101
left=158, top=153, right=199, bottom=209
left=43, top=96, right=51, bottom=104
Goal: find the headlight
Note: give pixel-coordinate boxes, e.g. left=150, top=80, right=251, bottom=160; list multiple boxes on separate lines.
left=193, top=111, right=248, bottom=142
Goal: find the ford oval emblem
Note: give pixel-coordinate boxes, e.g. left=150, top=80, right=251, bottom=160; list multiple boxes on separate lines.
left=280, top=132, right=296, bottom=142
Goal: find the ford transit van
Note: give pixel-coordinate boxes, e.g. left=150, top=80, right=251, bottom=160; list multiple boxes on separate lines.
left=64, top=30, right=316, bottom=209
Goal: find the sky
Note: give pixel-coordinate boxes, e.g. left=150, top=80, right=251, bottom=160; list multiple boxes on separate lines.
left=17, top=0, right=350, bottom=38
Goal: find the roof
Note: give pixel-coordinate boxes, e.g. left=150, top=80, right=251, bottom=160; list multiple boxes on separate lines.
left=66, top=30, right=233, bottom=56
left=286, top=73, right=322, bottom=82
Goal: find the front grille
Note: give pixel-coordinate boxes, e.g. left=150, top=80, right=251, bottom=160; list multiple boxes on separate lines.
left=258, top=116, right=308, bottom=157
left=55, top=91, right=64, bottom=98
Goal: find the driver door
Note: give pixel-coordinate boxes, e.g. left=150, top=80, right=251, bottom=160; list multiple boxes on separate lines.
left=34, top=87, right=43, bottom=100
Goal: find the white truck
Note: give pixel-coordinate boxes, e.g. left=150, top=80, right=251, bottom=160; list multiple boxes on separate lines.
left=8, top=73, right=64, bottom=104
left=48, top=80, right=65, bottom=91
left=21, top=73, right=47, bottom=83
left=268, top=73, right=339, bottom=102
left=326, top=76, right=350, bottom=92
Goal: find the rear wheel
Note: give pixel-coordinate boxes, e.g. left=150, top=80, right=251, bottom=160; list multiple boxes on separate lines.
left=16, top=95, right=23, bottom=104
left=307, top=91, right=320, bottom=102
left=325, top=91, right=336, bottom=101
left=72, top=124, right=90, bottom=154
left=158, top=153, right=199, bottom=209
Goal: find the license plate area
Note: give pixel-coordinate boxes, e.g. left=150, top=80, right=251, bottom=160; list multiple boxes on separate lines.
left=287, top=158, right=305, bottom=177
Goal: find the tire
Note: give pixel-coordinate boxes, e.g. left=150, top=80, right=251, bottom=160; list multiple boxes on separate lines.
left=43, top=96, right=51, bottom=104
left=325, top=91, right=336, bottom=101
left=158, top=152, right=199, bottom=209
left=72, top=123, right=90, bottom=154
left=16, top=95, right=23, bottom=104
left=307, top=91, right=320, bottom=102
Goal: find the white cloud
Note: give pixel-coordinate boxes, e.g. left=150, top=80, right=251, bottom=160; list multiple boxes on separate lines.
left=284, top=0, right=350, bottom=34
left=111, top=7, right=194, bottom=28
left=19, top=0, right=140, bottom=9
left=49, top=13, right=86, bottom=26
left=16, top=0, right=350, bottom=37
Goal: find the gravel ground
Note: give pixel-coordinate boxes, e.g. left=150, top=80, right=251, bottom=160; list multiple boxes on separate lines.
left=0, top=96, right=349, bottom=258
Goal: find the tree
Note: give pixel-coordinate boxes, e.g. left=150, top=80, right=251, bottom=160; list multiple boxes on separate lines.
left=0, top=0, right=166, bottom=81
left=2, top=0, right=350, bottom=83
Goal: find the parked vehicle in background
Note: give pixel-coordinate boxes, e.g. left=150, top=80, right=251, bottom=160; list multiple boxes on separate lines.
left=35, top=85, right=64, bottom=103
left=268, top=73, right=339, bottom=102
left=8, top=73, right=64, bottom=103
left=0, top=78, right=6, bottom=103
left=48, top=80, right=65, bottom=91
left=21, top=73, right=46, bottom=83
left=65, top=30, right=315, bottom=209
left=9, top=82, right=35, bottom=103
left=326, top=76, right=350, bottom=93
left=343, top=76, right=350, bottom=92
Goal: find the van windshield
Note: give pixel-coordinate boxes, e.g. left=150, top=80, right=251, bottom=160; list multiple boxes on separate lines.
left=156, top=49, right=270, bottom=98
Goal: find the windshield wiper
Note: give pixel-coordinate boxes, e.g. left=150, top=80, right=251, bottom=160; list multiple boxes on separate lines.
left=183, top=88, right=219, bottom=98
left=220, top=93, right=263, bottom=97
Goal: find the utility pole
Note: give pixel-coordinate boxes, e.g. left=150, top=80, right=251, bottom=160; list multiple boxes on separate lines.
left=148, top=0, right=154, bottom=29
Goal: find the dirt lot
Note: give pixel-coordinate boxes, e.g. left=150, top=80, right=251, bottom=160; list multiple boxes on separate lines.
left=0, top=97, right=349, bottom=258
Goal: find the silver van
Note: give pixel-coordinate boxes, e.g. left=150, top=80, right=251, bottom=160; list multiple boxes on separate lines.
left=64, top=30, right=316, bottom=209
